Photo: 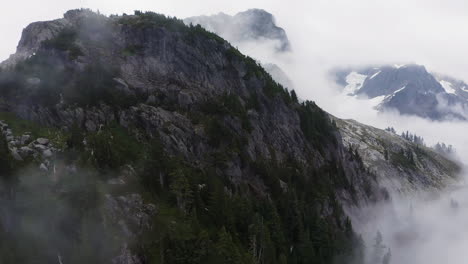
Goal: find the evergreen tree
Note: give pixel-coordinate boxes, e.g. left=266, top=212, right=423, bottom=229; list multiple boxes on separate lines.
left=371, top=231, right=385, bottom=264
left=170, top=167, right=193, bottom=214
left=0, top=136, right=16, bottom=197
left=291, top=90, right=298, bottom=103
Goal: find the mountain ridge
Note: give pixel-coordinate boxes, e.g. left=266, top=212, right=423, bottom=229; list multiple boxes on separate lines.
left=333, top=64, right=468, bottom=120
left=0, top=9, right=460, bottom=264
left=184, top=9, right=291, bottom=52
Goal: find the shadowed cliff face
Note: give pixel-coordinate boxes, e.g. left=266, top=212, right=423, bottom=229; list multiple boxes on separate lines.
left=0, top=9, right=338, bottom=180
left=0, top=9, right=461, bottom=264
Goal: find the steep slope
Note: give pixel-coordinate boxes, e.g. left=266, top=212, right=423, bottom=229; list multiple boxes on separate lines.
left=0, top=9, right=374, bottom=264
left=336, top=118, right=459, bottom=194
left=0, top=9, right=460, bottom=264
left=333, top=64, right=468, bottom=120
left=185, top=9, right=294, bottom=90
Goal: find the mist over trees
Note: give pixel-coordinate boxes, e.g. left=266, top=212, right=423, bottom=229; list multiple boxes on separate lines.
left=385, top=127, right=455, bottom=155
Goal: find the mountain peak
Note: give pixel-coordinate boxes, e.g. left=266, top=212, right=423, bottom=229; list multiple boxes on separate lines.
left=334, top=64, right=468, bottom=120
left=184, top=9, right=291, bottom=52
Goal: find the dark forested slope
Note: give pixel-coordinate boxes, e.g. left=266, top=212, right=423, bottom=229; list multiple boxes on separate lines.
left=0, top=9, right=459, bottom=264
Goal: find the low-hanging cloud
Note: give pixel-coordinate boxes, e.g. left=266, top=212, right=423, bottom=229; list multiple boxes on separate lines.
left=3, top=1, right=468, bottom=264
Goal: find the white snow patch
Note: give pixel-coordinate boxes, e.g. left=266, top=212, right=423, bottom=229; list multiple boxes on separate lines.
left=440, top=80, right=457, bottom=94
left=394, top=64, right=406, bottom=69
left=369, top=71, right=381, bottom=80
left=383, top=85, right=407, bottom=101
left=393, top=85, right=406, bottom=95
left=344, top=72, right=367, bottom=95
left=369, top=95, right=385, bottom=107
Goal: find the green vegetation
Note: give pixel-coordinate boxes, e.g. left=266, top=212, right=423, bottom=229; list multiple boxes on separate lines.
left=118, top=11, right=188, bottom=31
left=118, top=11, right=226, bottom=45
left=298, top=101, right=337, bottom=150
left=0, top=135, right=16, bottom=186
left=225, top=46, right=295, bottom=103
left=0, top=9, right=372, bottom=264
left=43, top=27, right=83, bottom=59
left=83, top=123, right=142, bottom=174
left=122, top=44, right=144, bottom=56
left=390, top=149, right=416, bottom=169
left=0, top=112, right=68, bottom=147
left=200, top=94, right=252, bottom=132
left=63, top=61, right=136, bottom=107
left=134, top=140, right=364, bottom=264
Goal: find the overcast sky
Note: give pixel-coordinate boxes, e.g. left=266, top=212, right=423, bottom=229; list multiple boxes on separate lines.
left=3, top=0, right=468, bottom=139
left=2, top=0, right=468, bottom=81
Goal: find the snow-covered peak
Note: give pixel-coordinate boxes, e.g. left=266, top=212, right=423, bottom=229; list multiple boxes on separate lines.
left=344, top=72, right=367, bottom=95
left=439, top=80, right=457, bottom=95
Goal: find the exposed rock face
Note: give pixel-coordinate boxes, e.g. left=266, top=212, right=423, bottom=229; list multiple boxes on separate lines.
left=184, top=9, right=291, bottom=52
left=0, top=9, right=311, bottom=173
left=336, top=118, right=460, bottom=194
left=184, top=9, right=294, bottom=89
left=0, top=9, right=461, bottom=264
left=334, top=64, right=468, bottom=120
left=263, top=63, right=295, bottom=89
left=0, top=9, right=459, bottom=205
left=0, top=120, right=56, bottom=165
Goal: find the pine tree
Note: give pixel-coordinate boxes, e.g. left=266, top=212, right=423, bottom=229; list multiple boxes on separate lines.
left=0, top=136, right=16, bottom=197
left=291, top=90, right=298, bottom=103
left=371, top=231, right=385, bottom=264
left=169, top=167, right=193, bottom=214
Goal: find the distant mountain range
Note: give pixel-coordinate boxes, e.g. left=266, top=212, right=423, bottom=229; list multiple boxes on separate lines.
left=185, top=9, right=291, bottom=52
left=334, top=64, right=468, bottom=121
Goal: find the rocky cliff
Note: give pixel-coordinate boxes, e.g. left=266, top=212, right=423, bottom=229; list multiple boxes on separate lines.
left=0, top=9, right=460, bottom=264
left=336, top=118, right=459, bottom=194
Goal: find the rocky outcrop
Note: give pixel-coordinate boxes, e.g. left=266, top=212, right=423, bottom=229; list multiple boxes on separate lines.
left=0, top=8, right=460, bottom=202
left=0, top=120, right=57, bottom=170
left=336, top=118, right=460, bottom=193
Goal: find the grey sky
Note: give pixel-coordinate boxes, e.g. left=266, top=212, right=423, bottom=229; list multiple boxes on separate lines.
left=2, top=0, right=468, bottom=81
left=3, top=0, right=468, bottom=130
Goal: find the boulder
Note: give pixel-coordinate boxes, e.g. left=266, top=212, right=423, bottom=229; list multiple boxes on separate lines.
left=36, top=138, right=50, bottom=145
left=18, top=146, right=34, bottom=158
left=42, top=149, right=53, bottom=158
left=21, top=134, right=32, bottom=145
left=10, top=148, right=23, bottom=161
left=34, top=144, right=47, bottom=151
left=39, top=163, right=48, bottom=171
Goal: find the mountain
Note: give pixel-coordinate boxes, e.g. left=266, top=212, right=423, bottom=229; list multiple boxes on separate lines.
left=262, top=63, right=294, bottom=89
left=334, top=64, right=468, bottom=120
left=336, top=118, right=459, bottom=193
left=185, top=9, right=294, bottom=89
left=184, top=9, right=291, bottom=52
left=0, top=9, right=460, bottom=264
